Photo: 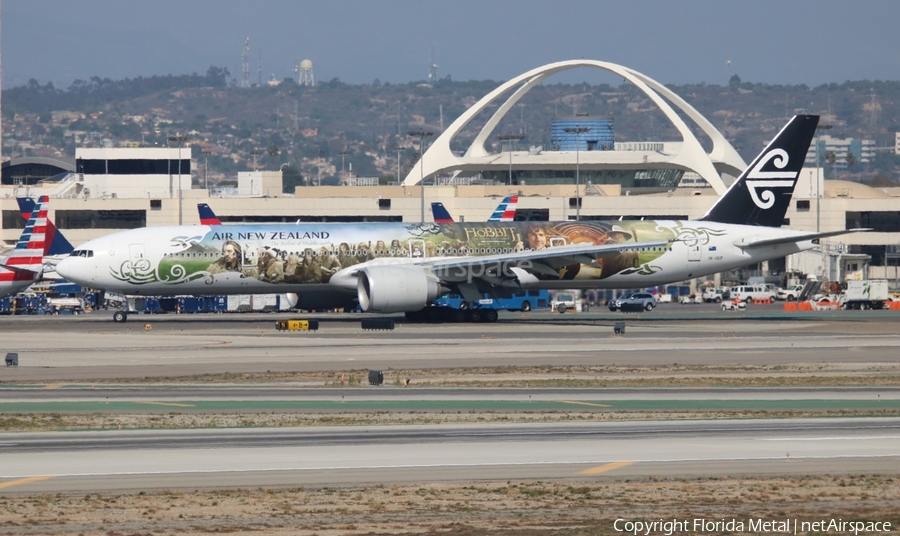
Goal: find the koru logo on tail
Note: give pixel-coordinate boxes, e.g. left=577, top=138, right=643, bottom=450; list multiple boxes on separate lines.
left=746, top=149, right=798, bottom=210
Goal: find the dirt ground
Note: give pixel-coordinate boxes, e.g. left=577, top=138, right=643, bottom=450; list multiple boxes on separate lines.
left=1, top=474, right=898, bottom=535
left=4, top=363, right=899, bottom=534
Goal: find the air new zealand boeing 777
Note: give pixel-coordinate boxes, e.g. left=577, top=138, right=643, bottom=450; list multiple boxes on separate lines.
left=56, top=115, right=866, bottom=322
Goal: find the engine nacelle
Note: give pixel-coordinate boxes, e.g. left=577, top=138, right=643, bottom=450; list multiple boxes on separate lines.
left=285, top=291, right=357, bottom=311
left=357, top=265, right=441, bottom=313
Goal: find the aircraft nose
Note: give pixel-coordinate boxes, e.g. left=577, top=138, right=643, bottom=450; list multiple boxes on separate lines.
left=55, top=257, right=84, bottom=283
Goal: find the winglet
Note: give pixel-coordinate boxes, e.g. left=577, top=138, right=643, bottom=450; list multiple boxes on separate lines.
left=699, top=115, right=819, bottom=227
left=198, top=203, right=222, bottom=225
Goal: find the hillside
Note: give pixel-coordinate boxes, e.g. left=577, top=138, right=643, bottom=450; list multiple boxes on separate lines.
left=4, top=68, right=900, bottom=188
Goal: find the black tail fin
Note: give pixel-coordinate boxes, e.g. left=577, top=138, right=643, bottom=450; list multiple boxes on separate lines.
left=699, top=114, right=819, bottom=227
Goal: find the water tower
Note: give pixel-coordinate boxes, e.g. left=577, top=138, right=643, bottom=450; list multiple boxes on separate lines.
left=298, top=59, right=315, bottom=87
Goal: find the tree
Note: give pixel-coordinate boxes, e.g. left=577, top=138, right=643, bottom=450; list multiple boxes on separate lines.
left=845, top=151, right=856, bottom=168
left=825, top=151, right=837, bottom=167
left=281, top=164, right=305, bottom=192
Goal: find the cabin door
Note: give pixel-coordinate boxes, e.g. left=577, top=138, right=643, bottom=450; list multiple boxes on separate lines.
left=687, top=245, right=701, bottom=262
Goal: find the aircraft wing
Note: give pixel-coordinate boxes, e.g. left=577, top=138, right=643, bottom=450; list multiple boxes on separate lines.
left=735, top=228, right=872, bottom=249
left=424, top=240, right=670, bottom=282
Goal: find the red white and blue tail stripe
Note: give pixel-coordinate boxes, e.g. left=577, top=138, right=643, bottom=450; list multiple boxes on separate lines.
left=431, top=196, right=519, bottom=223
left=488, top=196, right=518, bottom=222
left=17, top=196, right=73, bottom=255
left=1, top=196, right=47, bottom=292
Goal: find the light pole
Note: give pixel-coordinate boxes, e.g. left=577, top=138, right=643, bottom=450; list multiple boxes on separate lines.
left=498, top=133, right=524, bottom=186
left=564, top=125, right=590, bottom=221
left=814, top=124, right=833, bottom=234
left=391, top=146, right=409, bottom=184
left=339, top=148, right=350, bottom=185
left=408, top=129, right=434, bottom=221
left=250, top=148, right=263, bottom=171
left=168, top=135, right=191, bottom=225
left=201, top=149, right=212, bottom=191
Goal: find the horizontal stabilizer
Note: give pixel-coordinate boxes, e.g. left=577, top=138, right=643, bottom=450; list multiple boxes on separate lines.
left=735, top=228, right=872, bottom=249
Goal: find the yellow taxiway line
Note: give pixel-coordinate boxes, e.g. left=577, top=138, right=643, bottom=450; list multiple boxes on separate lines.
left=578, top=461, right=635, bottom=475
left=0, top=475, right=54, bottom=490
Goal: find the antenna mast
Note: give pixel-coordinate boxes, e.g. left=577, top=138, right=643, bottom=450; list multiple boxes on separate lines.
left=428, top=43, right=438, bottom=82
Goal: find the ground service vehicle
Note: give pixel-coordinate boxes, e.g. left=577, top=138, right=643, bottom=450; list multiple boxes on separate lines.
left=729, top=285, right=776, bottom=303
left=777, top=284, right=804, bottom=301
left=841, top=280, right=889, bottom=310
left=433, top=289, right=549, bottom=313
left=702, top=287, right=730, bottom=303
left=551, top=292, right=578, bottom=314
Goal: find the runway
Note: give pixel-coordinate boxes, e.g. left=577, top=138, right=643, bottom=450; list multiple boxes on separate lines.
left=2, top=307, right=900, bottom=381
left=1, top=308, right=899, bottom=496
left=2, top=418, right=898, bottom=494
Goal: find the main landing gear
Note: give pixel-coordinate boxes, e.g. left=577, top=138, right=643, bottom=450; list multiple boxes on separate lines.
left=113, top=299, right=132, bottom=323
left=404, top=306, right=499, bottom=324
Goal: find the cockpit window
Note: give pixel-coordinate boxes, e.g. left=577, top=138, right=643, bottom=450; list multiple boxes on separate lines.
left=69, top=250, right=93, bottom=258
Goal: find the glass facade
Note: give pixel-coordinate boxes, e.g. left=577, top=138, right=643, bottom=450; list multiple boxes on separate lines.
left=482, top=168, right=684, bottom=188
left=550, top=118, right=615, bottom=151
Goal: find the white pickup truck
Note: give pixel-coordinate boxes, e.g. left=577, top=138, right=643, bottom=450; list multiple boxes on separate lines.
left=777, top=284, right=804, bottom=301
left=701, top=287, right=730, bottom=303
left=551, top=292, right=578, bottom=314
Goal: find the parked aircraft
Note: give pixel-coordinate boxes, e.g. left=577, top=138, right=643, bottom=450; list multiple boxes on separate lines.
left=431, top=196, right=518, bottom=223
left=17, top=197, right=73, bottom=256
left=197, top=203, right=222, bottom=225
left=57, top=115, right=866, bottom=322
left=1, top=196, right=48, bottom=298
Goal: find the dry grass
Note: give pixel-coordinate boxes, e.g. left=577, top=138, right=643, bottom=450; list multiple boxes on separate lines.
left=17, top=362, right=900, bottom=388
left=1, top=475, right=898, bottom=535
left=3, top=408, right=900, bottom=433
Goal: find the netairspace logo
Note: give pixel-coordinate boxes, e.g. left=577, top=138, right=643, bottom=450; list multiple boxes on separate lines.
left=613, top=518, right=893, bottom=535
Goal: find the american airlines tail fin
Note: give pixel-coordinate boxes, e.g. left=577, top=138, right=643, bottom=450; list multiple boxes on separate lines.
left=488, top=196, right=518, bottom=222
left=431, top=196, right=519, bottom=223
left=699, top=114, right=818, bottom=227
left=198, top=203, right=222, bottom=225
left=17, top=196, right=72, bottom=256
left=430, top=202, right=454, bottom=223
left=2, top=196, right=48, bottom=274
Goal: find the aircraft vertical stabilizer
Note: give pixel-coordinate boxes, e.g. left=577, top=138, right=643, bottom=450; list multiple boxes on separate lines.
left=699, top=114, right=818, bottom=227
left=17, top=196, right=73, bottom=255
left=198, top=203, right=223, bottom=225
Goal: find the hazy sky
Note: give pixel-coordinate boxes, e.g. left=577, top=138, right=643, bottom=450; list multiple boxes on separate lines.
left=4, top=0, right=900, bottom=89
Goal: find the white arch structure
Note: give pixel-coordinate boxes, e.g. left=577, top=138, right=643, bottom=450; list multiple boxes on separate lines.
left=403, top=59, right=746, bottom=194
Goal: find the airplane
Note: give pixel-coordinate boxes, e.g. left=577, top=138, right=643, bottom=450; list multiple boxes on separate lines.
left=57, top=115, right=868, bottom=323
left=1, top=196, right=48, bottom=299
left=431, top=195, right=518, bottom=223
left=197, top=203, right=222, bottom=225
left=17, top=197, right=74, bottom=256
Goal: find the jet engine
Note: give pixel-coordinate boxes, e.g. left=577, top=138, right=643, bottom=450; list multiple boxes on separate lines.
left=285, top=291, right=357, bottom=311
left=357, top=265, right=441, bottom=313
